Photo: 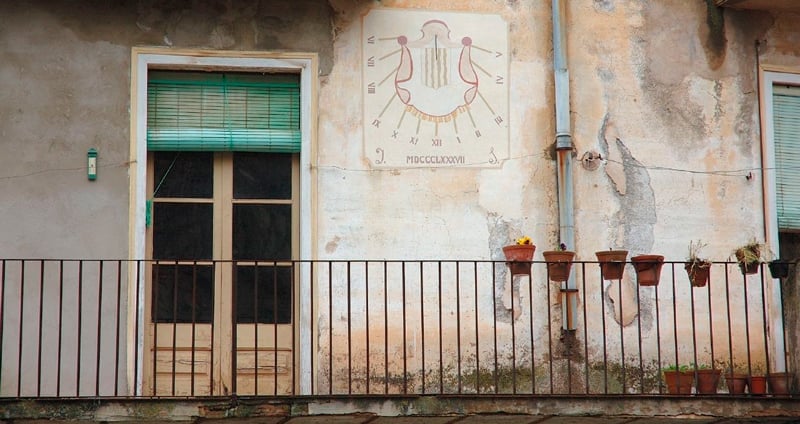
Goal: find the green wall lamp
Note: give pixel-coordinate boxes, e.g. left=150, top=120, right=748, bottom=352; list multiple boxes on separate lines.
left=87, top=148, right=97, bottom=180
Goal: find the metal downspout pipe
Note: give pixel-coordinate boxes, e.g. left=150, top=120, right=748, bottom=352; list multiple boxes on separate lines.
left=553, top=0, right=577, bottom=331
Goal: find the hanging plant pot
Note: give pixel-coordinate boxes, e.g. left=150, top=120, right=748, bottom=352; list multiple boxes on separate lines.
left=542, top=250, right=575, bottom=282
left=595, top=250, right=628, bottom=280
left=734, top=243, right=762, bottom=275
left=503, top=244, right=535, bottom=277
left=631, top=254, right=665, bottom=286
left=685, top=261, right=711, bottom=287
left=768, top=260, right=790, bottom=279
left=738, top=260, right=760, bottom=275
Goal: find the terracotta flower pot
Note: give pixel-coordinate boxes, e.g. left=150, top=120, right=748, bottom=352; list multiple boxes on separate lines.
left=542, top=250, right=575, bottom=282
left=664, top=370, right=694, bottom=395
left=738, top=261, right=760, bottom=275
left=631, top=254, right=664, bottom=286
left=685, top=261, right=711, bottom=287
left=749, top=375, right=767, bottom=395
left=695, top=369, right=721, bottom=394
left=595, top=250, right=628, bottom=280
left=726, top=373, right=748, bottom=394
left=768, top=372, right=794, bottom=395
left=503, top=244, right=535, bottom=277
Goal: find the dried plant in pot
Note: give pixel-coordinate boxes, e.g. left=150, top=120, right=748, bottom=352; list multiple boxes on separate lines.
left=503, top=236, right=535, bottom=277
left=685, top=240, right=712, bottom=288
left=542, top=242, right=575, bottom=282
left=694, top=364, right=721, bottom=394
left=733, top=239, right=767, bottom=276
left=595, top=249, right=628, bottom=280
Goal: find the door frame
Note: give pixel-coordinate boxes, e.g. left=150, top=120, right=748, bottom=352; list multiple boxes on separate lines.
left=128, top=48, right=318, bottom=395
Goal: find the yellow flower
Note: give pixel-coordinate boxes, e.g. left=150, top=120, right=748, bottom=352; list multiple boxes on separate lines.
left=516, top=236, right=532, bottom=245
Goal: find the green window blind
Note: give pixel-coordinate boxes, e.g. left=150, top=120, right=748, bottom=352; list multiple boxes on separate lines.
left=774, top=85, right=800, bottom=230
left=147, top=71, right=301, bottom=152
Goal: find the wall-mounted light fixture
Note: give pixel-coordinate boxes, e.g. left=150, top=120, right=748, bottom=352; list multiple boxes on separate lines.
left=87, top=148, right=98, bottom=181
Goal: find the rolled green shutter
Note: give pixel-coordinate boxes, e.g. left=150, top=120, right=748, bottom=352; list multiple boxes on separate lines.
left=774, top=85, right=800, bottom=230
left=147, top=71, right=301, bottom=152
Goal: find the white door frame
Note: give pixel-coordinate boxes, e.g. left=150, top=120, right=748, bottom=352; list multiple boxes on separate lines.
left=128, top=47, right=317, bottom=395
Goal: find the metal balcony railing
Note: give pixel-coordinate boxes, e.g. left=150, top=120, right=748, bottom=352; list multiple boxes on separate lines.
left=0, top=258, right=794, bottom=398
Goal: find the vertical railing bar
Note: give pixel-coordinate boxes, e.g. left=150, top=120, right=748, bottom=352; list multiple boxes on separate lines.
left=654, top=266, right=663, bottom=394
left=724, top=263, right=735, bottom=394
left=309, top=261, right=315, bottom=394
left=528, top=260, right=536, bottom=395
left=402, top=261, right=408, bottom=394
left=134, top=261, right=142, bottom=397
left=671, top=260, right=680, bottom=394
left=365, top=261, right=371, bottom=395
left=383, top=261, right=388, bottom=395
left=328, top=261, right=333, bottom=394
left=438, top=261, right=443, bottom=394
left=419, top=261, right=426, bottom=394
left=152, top=262, right=159, bottom=396
left=546, top=265, right=553, bottom=394
left=581, top=263, right=589, bottom=394
left=273, top=262, right=279, bottom=396
left=17, top=261, right=26, bottom=397
left=690, top=263, right=699, bottom=392
left=231, top=261, right=239, bottom=396
left=252, top=263, right=259, bottom=396
left=56, top=261, right=64, bottom=397
left=492, top=262, right=498, bottom=394
left=347, top=261, right=352, bottom=395
left=779, top=275, right=790, bottom=396
left=635, top=263, right=645, bottom=394
left=0, top=260, right=5, bottom=395
left=600, top=266, right=608, bottom=394
left=474, top=262, right=481, bottom=395
left=455, top=262, right=462, bottom=394
left=618, top=271, right=625, bottom=394
left=191, top=262, right=198, bottom=397
left=510, top=271, right=517, bottom=395
left=76, top=260, right=82, bottom=397
left=291, top=262, right=296, bottom=395
left=37, top=260, right=45, bottom=397
left=759, top=267, right=770, bottom=379
left=114, top=261, right=122, bottom=397
left=743, top=270, right=752, bottom=379
left=95, top=261, right=104, bottom=396
left=706, top=265, right=715, bottom=385
left=171, top=264, right=178, bottom=397
left=209, top=262, right=215, bottom=396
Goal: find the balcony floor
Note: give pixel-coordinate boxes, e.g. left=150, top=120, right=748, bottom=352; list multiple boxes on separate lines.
left=3, top=395, right=800, bottom=423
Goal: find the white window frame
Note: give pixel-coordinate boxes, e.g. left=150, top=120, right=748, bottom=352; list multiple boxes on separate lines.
left=760, top=68, right=800, bottom=373
left=128, top=47, right=317, bottom=395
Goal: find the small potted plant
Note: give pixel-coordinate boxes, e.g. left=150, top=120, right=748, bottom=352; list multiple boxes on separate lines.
left=749, top=367, right=768, bottom=395
left=694, top=363, right=722, bottom=394
left=503, top=236, right=535, bottom=276
left=595, top=248, right=628, bottom=280
left=685, top=240, right=712, bottom=287
left=726, top=366, right=749, bottom=395
left=542, top=242, right=575, bottom=282
left=767, top=371, right=794, bottom=395
left=631, top=253, right=665, bottom=286
left=663, top=364, right=694, bottom=394
left=733, top=239, right=767, bottom=275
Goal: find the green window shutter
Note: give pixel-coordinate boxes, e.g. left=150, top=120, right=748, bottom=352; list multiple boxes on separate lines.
left=774, top=85, right=800, bottom=231
left=147, top=71, right=301, bottom=152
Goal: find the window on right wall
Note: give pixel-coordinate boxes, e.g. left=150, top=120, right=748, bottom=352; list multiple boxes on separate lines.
left=772, top=84, right=800, bottom=231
